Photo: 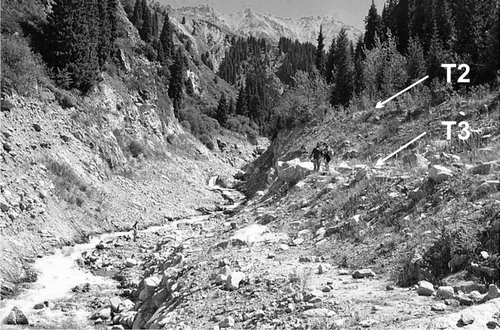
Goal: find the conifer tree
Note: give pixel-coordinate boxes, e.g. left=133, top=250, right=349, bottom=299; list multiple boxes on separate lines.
left=215, top=92, right=229, bottom=125
left=393, top=0, right=412, bottom=53
left=132, top=0, right=143, bottom=28
left=140, top=2, right=153, bottom=43
left=380, top=32, right=407, bottom=96
left=228, top=97, right=235, bottom=116
left=152, top=10, right=159, bottom=40
left=315, top=25, right=326, bottom=77
left=158, top=14, right=174, bottom=64
left=168, top=49, right=185, bottom=116
left=426, top=23, right=448, bottom=81
left=97, top=0, right=118, bottom=68
left=331, top=28, right=354, bottom=107
left=236, top=87, right=248, bottom=117
left=435, top=0, right=454, bottom=50
left=486, top=4, right=500, bottom=82
left=364, top=0, right=382, bottom=50
left=406, top=37, right=426, bottom=82
left=325, top=38, right=336, bottom=84
left=353, top=36, right=365, bottom=94
left=43, top=0, right=102, bottom=91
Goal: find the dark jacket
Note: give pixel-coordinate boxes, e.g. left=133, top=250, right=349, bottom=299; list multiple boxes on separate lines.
left=310, top=147, right=321, bottom=159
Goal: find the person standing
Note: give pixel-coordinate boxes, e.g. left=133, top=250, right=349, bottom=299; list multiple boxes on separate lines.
left=310, top=142, right=322, bottom=171
left=322, top=141, right=332, bottom=172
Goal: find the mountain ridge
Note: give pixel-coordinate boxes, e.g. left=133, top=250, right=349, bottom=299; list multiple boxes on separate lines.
left=166, top=3, right=362, bottom=45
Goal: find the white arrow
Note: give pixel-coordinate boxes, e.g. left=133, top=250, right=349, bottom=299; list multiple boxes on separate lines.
left=375, top=131, right=427, bottom=166
left=375, top=75, right=429, bottom=109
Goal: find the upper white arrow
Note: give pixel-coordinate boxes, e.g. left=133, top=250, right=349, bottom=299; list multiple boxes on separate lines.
left=375, top=75, right=429, bottom=109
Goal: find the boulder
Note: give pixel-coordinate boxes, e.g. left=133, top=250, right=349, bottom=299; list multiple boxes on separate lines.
left=214, top=274, right=227, bottom=285
left=230, top=224, right=288, bottom=246
left=431, top=303, right=447, bottom=312
left=303, top=308, right=335, bottom=317
left=219, top=316, right=235, bottom=328
left=417, top=280, right=435, bottom=296
left=487, top=284, right=500, bottom=300
left=468, top=290, right=485, bottom=303
left=3, top=142, right=12, bottom=152
left=0, top=198, right=10, bottom=212
left=442, top=275, right=487, bottom=294
left=352, top=269, right=376, bottom=279
left=1, top=100, right=15, bottom=112
left=436, top=286, right=455, bottom=299
left=219, top=265, right=232, bottom=277
left=336, top=162, right=352, bottom=174
left=125, top=258, right=138, bottom=267
left=226, top=272, right=246, bottom=290
left=475, top=180, right=500, bottom=196
left=276, top=158, right=313, bottom=183
left=109, top=296, right=121, bottom=313
left=429, top=165, right=453, bottom=182
left=152, top=287, right=169, bottom=307
left=471, top=163, right=494, bottom=175
left=143, top=276, right=160, bottom=292
left=304, top=290, right=324, bottom=302
left=403, top=153, right=430, bottom=170
left=6, top=307, right=29, bottom=325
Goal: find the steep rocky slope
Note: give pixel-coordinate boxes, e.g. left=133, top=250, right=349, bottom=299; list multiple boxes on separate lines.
left=0, top=0, right=262, bottom=285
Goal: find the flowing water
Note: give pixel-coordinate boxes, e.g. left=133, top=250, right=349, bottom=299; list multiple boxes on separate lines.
left=0, top=215, right=215, bottom=328
left=0, top=182, right=245, bottom=328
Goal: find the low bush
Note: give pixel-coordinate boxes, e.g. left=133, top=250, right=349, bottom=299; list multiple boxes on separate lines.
left=128, top=140, right=146, bottom=158
left=199, top=134, right=214, bottom=150
left=44, top=158, right=97, bottom=207
left=423, top=223, right=481, bottom=281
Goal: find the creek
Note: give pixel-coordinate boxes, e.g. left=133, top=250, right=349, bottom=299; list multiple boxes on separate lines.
left=0, top=182, right=245, bottom=328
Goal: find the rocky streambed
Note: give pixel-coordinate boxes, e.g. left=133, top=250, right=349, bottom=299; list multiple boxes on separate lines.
left=0, top=182, right=246, bottom=329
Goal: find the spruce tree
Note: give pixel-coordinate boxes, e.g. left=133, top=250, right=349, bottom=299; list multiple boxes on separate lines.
left=315, top=25, right=326, bottom=76
left=158, top=13, right=174, bottom=64
left=132, top=0, right=143, bottom=28
left=44, top=0, right=101, bottom=91
left=140, top=2, right=153, bottom=43
left=331, top=28, right=354, bottom=107
left=427, top=23, right=448, bottom=81
left=152, top=10, right=159, bottom=41
left=393, top=0, right=412, bottom=53
left=215, top=93, right=229, bottom=125
left=486, top=4, right=499, bottom=82
left=353, top=36, right=365, bottom=94
left=364, top=0, right=382, bottom=50
left=325, top=38, right=336, bottom=84
left=97, top=0, right=118, bottom=68
left=236, top=87, right=248, bottom=117
left=168, top=49, right=185, bottom=116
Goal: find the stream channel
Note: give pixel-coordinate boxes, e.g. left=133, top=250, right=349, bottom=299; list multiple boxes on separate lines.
left=0, top=181, right=245, bottom=328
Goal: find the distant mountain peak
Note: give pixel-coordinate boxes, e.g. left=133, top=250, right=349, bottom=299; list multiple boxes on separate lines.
left=170, top=3, right=362, bottom=44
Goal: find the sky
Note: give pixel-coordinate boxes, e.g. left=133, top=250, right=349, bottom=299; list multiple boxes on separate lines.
left=163, top=0, right=387, bottom=30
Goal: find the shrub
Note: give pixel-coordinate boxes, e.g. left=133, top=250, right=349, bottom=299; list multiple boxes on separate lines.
left=199, top=134, right=214, bottom=150
left=423, top=223, right=481, bottom=281
left=128, top=140, right=146, bottom=158
left=180, top=120, right=191, bottom=132
left=44, top=158, right=96, bottom=207
left=378, top=119, right=400, bottom=142
left=1, top=34, right=46, bottom=95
